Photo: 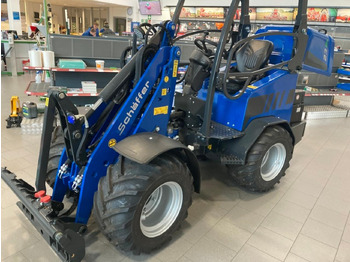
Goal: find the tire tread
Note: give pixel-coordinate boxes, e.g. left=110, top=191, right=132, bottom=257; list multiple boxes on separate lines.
left=93, top=152, right=193, bottom=253
left=228, top=126, right=293, bottom=192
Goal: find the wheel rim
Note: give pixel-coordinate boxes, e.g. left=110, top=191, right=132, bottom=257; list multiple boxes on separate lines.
left=140, top=181, right=183, bottom=238
left=261, top=143, right=286, bottom=181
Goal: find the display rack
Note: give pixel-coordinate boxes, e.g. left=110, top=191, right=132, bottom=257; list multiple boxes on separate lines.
left=177, top=17, right=350, bottom=27
left=23, top=66, right=53, bottom=71
left=24, top=66, right=121, bottom=73
left=25, top=82, right=51, bottom=96
left=304, top=89, right=350, bottom=97
left=304, top=105, right=350, bottom=119
left=23, top=65, right=119, bottom=106
left=51, top=67, right=120, bottom=73
left=25, top=81, right=101, bottom=97
left=337, top=64, right=350, bottom=91
left=303, top=61, right=350, bottom=119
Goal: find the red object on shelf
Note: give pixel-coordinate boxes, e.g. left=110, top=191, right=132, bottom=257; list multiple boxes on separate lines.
left=40, top=195, right=51, bottom=203
left=22, top=60, right=30, bottom=67
left=30, top=25, right=38, bottom=32
left=34, top=190, right=46, bottom=198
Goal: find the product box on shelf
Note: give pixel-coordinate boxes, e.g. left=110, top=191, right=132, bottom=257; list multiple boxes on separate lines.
left=81, top=81, right=97, bottom=94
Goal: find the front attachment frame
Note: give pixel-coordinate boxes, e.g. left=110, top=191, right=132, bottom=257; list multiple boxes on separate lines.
left=2, top=168, right=85, bottom=262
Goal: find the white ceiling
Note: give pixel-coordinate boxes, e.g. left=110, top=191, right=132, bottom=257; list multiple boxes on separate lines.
left=24, top=0, right=128, bottom=8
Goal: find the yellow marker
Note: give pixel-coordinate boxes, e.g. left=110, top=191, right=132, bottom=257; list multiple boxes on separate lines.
left=164, top=76, right=169, bottom=83
left=45, top=97, right=49, bottom=107
left=248, top=85, right=258, bottom=90
left=161, top=88, right=167, bottom=96
left=154, top=106, right=168, bottom=115
left=108, top=139, right=117, bottom=148
left=208, top=144, right=212, bottom=150
left=173, top=60, right=178, bottom=77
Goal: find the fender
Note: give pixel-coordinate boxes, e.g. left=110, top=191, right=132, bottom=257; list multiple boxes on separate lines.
left=219, top=116, right=298, bottom=164
left=113, top=132, right=201, bottom=193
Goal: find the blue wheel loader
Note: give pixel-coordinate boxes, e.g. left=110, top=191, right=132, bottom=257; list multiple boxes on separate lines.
left=2, top=0, right=334, bottom=260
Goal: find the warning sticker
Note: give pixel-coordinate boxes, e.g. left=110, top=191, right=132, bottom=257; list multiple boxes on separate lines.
left=154, top=106, right=168, bottom=115
left=161, top=88, right=167, bottom=96
left=108, top=139, right=117, bottom=148
left=173, top=60, right=178, bottom=77
left=45, top=98, right=49, bottom=107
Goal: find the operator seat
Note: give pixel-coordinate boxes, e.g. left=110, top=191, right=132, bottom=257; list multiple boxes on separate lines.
left=226, top=39, right=274, bottom=93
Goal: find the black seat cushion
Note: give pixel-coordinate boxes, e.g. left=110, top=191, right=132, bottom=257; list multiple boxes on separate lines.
left=236, top=39, right=274, bottom=73
left=225, top=40, right=274, bottom=93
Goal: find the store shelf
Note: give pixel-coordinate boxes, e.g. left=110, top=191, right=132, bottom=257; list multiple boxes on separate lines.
left=304, top=105, right=349, bottom=120
left=25, top=82, right=51, bottom=96
left=66, top=90, right=100, bottom=97
left=23, top=66, right=121, bottom=73
left=52, top=67, right=120, bottom=73
left=304, top=89, right=350, bottom=97
left=337, top=83, right=350, bottom=91
left=23, top=66, right=53, bottom=71
left=177, top=18, right=350, bottom=27
left=179, top=17, right=226, bottom=22
left=25, top=81, right=101, bottom=97
left=338, top=68, right=350, bottom=76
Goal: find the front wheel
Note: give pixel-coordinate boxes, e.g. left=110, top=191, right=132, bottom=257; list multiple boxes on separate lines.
left=93, top=152, right=193, bottom=253
left=46, top=126, right=65, bottom=188
left=228, top=126, right=293, bottom=192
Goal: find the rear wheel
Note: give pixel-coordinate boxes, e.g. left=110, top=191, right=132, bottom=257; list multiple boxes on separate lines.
left=228, top=126, right=293, bottom=192
left=46, top=126, right=65, bottom=188
left=93, top=153, right=193, bottom=253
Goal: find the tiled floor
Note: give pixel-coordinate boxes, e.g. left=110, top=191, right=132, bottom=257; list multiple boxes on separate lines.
left=1, top=74, right=350, bottom=262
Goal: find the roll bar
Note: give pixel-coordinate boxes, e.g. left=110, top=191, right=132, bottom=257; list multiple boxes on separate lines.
left=172, top=0, right=185, bottom=25
left=199, top=0, right=309, bottom=138
left=170, top=0, right=309, bottom=138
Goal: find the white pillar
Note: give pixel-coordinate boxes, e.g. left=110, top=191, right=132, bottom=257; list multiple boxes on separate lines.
left=75, top=9, right=79, bottom=33
left=7, top=0, right=23, bottom=35
left=24, top=0, right=30, bottom=32
left=82, top=9, right=86, bottom=32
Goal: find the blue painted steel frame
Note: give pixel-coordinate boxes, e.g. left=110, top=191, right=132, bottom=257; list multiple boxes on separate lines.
left=52, top=44, right=181, bottom=224
left=50, top=21, right=334, bottom=225
left=198, top=70, right=298, bottom=131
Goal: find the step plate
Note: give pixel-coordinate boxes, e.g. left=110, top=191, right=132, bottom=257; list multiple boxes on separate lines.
left=209, top=121, right=244, bottom=140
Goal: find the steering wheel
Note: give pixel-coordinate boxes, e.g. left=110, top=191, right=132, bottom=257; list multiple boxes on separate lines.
left=134, top=23, right=157, bottom=39
left=194, top=32, right=218, bottom=56
left=318, top=29, right=328, bottom=35
left=120, top=46, right=133, bottom=68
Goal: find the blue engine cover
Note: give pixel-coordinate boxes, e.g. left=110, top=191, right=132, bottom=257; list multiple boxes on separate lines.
left=256, top=25, right=294, bottom=64
left=197, top=70, right=297, bottom=131
left=256, top=25, right=334, bottom=76
left=303, top=27, right=334, bottom=76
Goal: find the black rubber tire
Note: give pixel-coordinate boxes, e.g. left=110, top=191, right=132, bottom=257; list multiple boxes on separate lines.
left=228, top=126, right=293, bottom=192
left=93, top=152, right=193, bottom=254
left=46, top=126, right=65, bottom=188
